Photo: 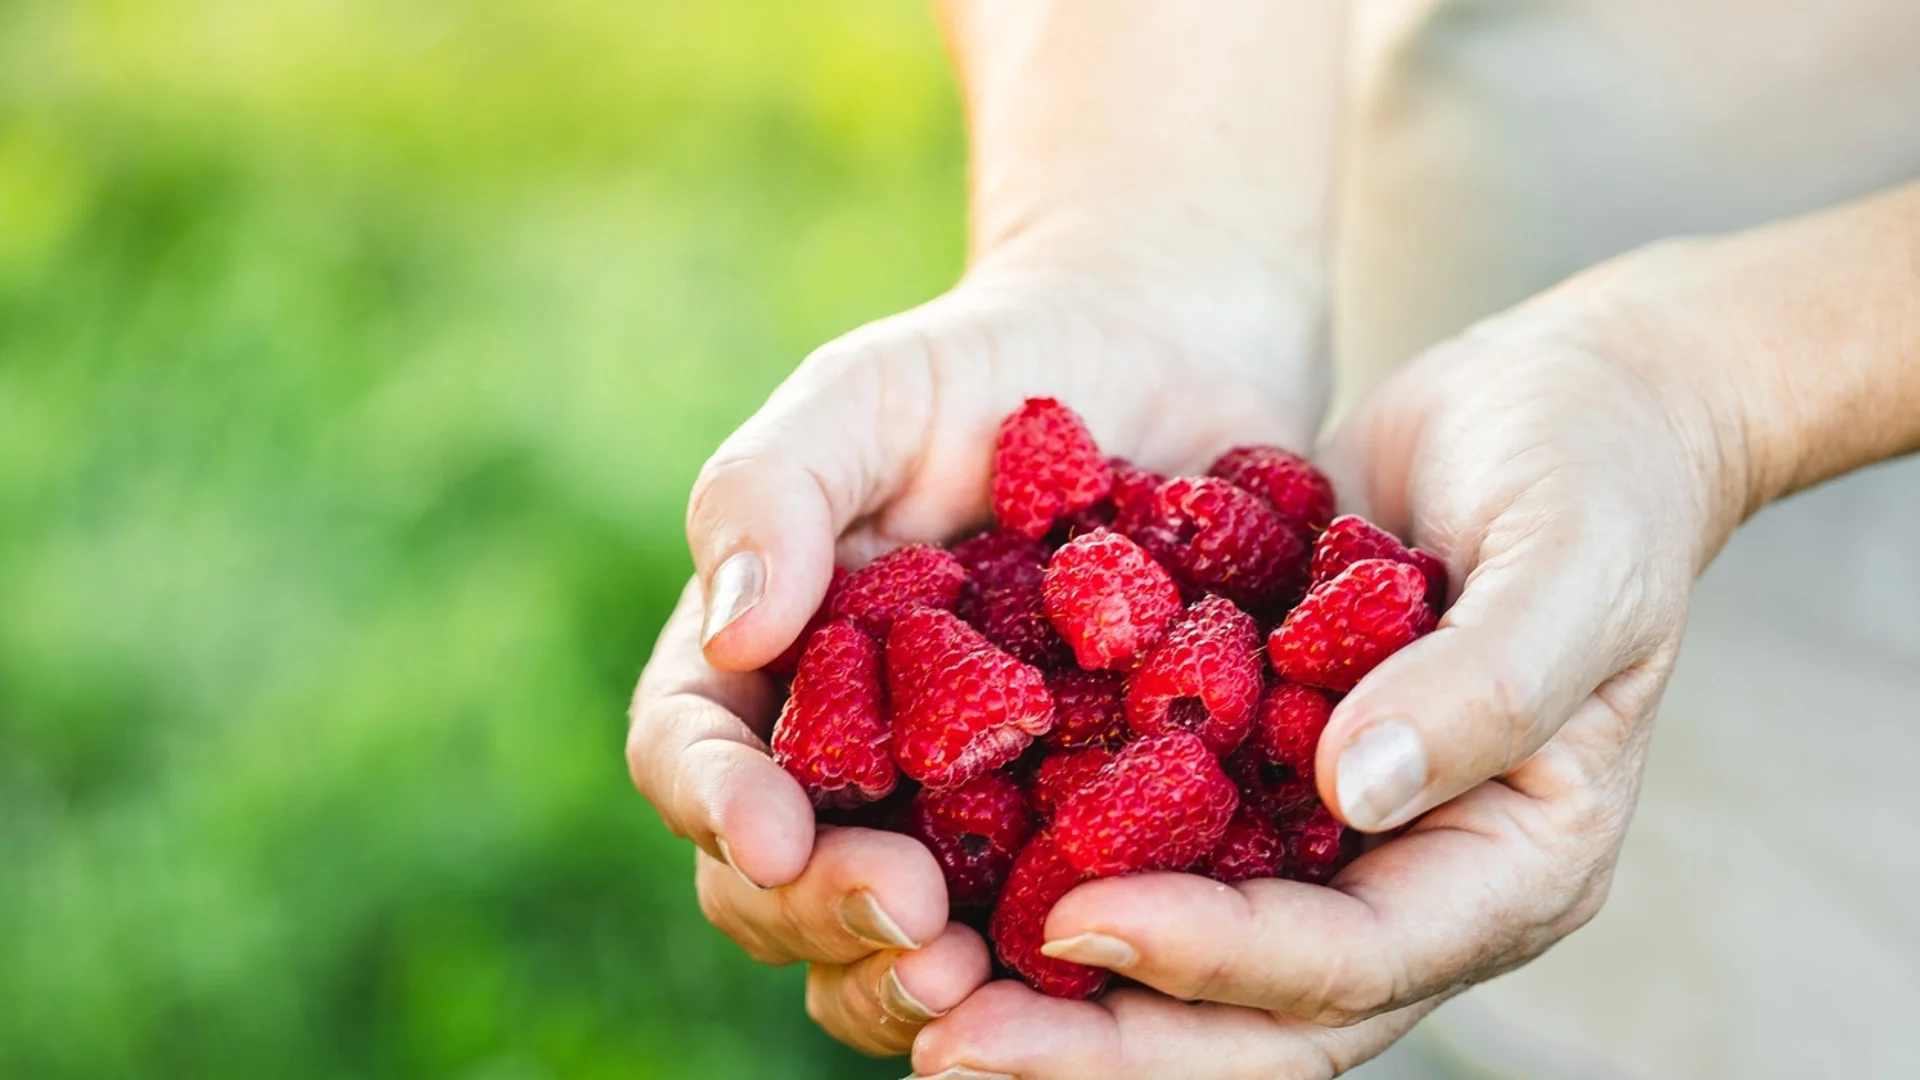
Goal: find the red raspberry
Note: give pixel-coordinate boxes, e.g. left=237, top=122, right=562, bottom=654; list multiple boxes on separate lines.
left=770, top=621, right=898, bottom=808
left=993, top=397, right=1115, bottom=540
left=1268, top=559, right=1436, bottom=692
left=830, top=544, right=968, bottom=636
left=906, top=772, right=1035, bottom=907
left=762, top=566, right=849, bottom=680
left=1251, top=682, right=1338, bottom=791
left=1139, top=476, right=1308, bottom=611
left=1287, top=805, right=1349, bottom=884
left=989, top=831, right=1109, bottom=999
left=1042, top=530, right=1183, bottom=671
left=888, top=608, right=1055, bottom=789
left=972, top=578, right=1074, bottom=670
left=1107, top=458, right=1166, bottom=523
left=1124, top=596, right=1263, bottom=756
left=952, top=529, right=1051, bottom=597
left=1224, top=744, right=1322, bottom=820
left=1310, top=515, right=1448, bottom=612
left=1208, top=444, right=1335, bottom=532
left=1052, top=731, right=1239, bottom=877
left=1050, top=458, right=1168, bottom=542
left=1028, top=746, right=1116, bottom=822
left=1203, top=806, right=1290, bottom=883
left=1041, top=669, right=1129, bottom=750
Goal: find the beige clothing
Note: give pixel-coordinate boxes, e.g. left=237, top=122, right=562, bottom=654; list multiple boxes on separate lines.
left=1334, top=2, right=1920, bottom=1077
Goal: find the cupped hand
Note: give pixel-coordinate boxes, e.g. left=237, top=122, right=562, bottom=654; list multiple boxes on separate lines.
left=909, top=255, right=1745, bottom=1077
left=628, top=253, right=1323, bottom=1056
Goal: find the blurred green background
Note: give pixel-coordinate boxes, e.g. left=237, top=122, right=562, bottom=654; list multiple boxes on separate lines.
left=0, top=0, right=962, bottom=1075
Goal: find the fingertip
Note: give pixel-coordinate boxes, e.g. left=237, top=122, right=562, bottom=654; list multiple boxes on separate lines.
left=812, top=827, right=953, bottom=950
left=912, top=980, right=1109, bottom=1078
left=689, top=456, right=842, bottom=673
left=888, top=922, right=994, bottom=1022
left=1324, top=716, right=1430, bottom=833
left=685, top=738, right=817, bottom=888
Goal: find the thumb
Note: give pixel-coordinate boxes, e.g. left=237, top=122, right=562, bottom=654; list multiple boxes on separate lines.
left=1315, top=510, right=1671, bottom=831
left=688, top=335, right=940, bottom=673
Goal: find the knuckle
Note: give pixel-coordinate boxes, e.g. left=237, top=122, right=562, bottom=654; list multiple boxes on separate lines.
left=803, top=969, right=832, bottom=1025
left=1304, top=952, right=1403, bottom=1028
left=1482, top=670, right=1542, bottom=769
left=686, top=452, right=762, bottom=536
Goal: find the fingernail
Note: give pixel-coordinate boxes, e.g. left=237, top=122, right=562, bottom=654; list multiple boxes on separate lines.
left=701, top=550, right=764, bottom=646
left=715, top=836, right=767, bottom=891
left=1337, top=719, right=1428, bottom=830
left=901, top=1070, right=1015, bottom=1080
left=838, top=889, right=921, bottom=950
left=878, top=964, right=944, bottom=1024
left=1039, top=932, right=1138, bottom=969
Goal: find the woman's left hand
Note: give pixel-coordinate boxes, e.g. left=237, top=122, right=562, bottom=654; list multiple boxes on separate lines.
left=906, top=246, right=1754, bottom=1079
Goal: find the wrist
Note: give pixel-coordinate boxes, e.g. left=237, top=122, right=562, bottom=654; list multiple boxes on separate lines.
left=960, top=217, right=1331, bottom=434
left=1485, top=241, right=1771, bottom=570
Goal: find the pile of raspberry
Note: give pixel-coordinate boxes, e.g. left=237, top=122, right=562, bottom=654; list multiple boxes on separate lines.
left=766, top=398, right=1446, bottom=999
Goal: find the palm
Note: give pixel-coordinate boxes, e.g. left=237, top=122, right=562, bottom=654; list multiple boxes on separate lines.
left=754, top=277, right=1318, bottom=568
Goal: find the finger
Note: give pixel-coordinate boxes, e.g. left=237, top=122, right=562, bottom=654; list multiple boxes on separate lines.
left=910, top=980, right=1433, bottom=1079
left=1315, top=487, right=1676, bottom=831
left=696, top=825, right=951, bottom=967
left=688, top=323, right=960, bottom=673
left=1036, top=762, right=1621, bottom=1026
left=628, top=579, right=813, bottom=888
left=805, top=923, right=993, bottom=1057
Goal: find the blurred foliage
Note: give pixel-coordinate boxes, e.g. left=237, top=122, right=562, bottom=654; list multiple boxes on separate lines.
left=0, top=0, right=964, bottom=1075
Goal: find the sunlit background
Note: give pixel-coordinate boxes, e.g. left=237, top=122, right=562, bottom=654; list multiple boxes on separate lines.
left=0, top=1, right=962, bottom=1075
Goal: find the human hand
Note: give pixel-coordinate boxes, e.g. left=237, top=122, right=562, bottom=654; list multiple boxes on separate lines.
left=628, top=251, right=1324, bottom=1056
left=906, top=250, right=1749, bottom=1078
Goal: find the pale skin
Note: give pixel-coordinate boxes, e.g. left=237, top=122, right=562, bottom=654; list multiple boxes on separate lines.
left=627, top=1, right=1920, bottom=1075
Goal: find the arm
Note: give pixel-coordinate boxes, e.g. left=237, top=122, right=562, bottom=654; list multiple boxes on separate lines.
left=631, top=0, right=1352, bottom=1060
left=942, top=0, right=1345, bottom=318
left=1609, top=179, right=1920, bottom=552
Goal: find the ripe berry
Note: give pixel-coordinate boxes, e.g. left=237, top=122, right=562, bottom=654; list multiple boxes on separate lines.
left=993, top=397, right=1115, bottom=539
left=1124, top=596, right=1263, bottom=756
left=1268, top=559, right=1436, bottom=692
left=1029, top=746, right=1117, bottom=822
left=989, top=831, right=1109, bottom=999
left=1138, top=476, right=1308, bottom=611
left=1310, top=515, right=1448, bottom=612
left=1052, top=731, right=1239, bottom=878
left=1203, top=806, right=1290, bottom=883
left=1043, top=529, right=1183, bottom=671
left=952, top=529, right=1051, bottom=598
left=907, top=773, right=1035, bottom=907
left=1107, top=458, right=1166, bottom=523
left=830, top=543, right=968, bottom=636
left=1208, top=444, right=1335, bottom=532
left=1224, top=744, right=1322, bottom=821
left=972, top=578, right=1074, bottom=670
left=1251, top=682, right=1338, bottom=793
left=1288, top=805, right=1349, bottom=884
left=1041, top=669, right=1129, bottom=751
left=770, top=620, right=898, bottom=808
left=888, top=608, right=1055, bottom=789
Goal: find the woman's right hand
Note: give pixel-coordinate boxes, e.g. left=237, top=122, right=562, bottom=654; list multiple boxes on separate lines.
left=626, top=249, right=1325, bottom=1055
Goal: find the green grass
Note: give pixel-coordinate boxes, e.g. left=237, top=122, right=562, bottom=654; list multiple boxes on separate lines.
left=0, top=1, right=965, bottom=1075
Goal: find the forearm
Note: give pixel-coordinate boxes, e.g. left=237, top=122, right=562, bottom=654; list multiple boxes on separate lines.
left=1544, top=180, right=1920, bottom=557
left=936, top=0, right=1347, bottom=341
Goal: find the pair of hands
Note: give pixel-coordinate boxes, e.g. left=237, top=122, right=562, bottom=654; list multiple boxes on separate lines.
left=629, top=245, right=1726, bottom=1077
